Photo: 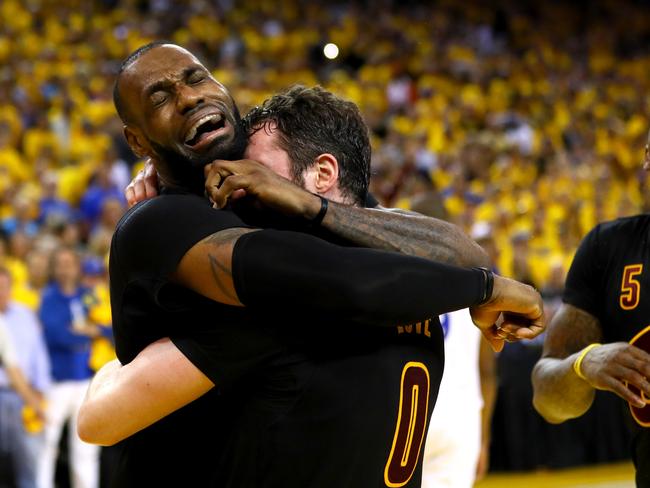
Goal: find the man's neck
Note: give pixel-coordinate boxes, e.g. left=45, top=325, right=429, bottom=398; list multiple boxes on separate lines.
left=59, top=282, right=77, bottom=295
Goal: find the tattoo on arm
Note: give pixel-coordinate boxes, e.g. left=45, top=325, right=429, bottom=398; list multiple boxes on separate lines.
left=323, top=203, right=489, bottom=266
left=198, top=227, right=257, bottom=305
left=208, top=254, right=237, bottom=302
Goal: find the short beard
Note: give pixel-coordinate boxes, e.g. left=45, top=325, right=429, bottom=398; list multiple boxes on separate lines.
left=150, top=118, right=248, bottom=195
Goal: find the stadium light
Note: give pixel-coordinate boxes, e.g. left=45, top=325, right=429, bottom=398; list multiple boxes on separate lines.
left=323, top=43, right=339, bottom=60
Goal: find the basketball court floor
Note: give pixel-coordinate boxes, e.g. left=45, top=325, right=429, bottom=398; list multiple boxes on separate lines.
left=476, top=461, right=635, bottom=488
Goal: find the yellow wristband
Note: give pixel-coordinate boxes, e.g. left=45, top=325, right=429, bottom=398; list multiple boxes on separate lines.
left=572, top=343, right=602, bottom=381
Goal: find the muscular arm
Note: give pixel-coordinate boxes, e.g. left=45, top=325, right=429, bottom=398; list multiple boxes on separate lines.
left=532, top=303, right=602, bottom=423
left=77, top=339, right=213, bottom=446
left=173, top=226, right=494, bottom=326
left=320, top=203, right=489, bottom=267
left=126, top=158, right=488, bottom=266
left=204, top=158, right=489, bottom=267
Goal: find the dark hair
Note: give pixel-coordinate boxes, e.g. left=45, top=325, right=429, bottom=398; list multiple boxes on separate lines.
left=243, top=85, right=371, bottom=205
left=113, top=40, right=171, bottom=123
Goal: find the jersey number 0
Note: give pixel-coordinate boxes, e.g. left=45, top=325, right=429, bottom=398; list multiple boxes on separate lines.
left=384, top=362, right=430, bottom=487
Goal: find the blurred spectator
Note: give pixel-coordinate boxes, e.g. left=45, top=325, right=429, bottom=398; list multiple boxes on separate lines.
left=78, top=163, right=126, bottom=230
left=2, top=194, right=39, bottom=238
left=37, top=248, right=100, bottom=488
left=0, top=266, right=51, bottom=488
left=38, top=171, right=75, bottom=228
left=80, top=256, right=114, bottom=373
left=87, top=197, right=124, bottom=258
left=13, top=250, right=51, bottom=311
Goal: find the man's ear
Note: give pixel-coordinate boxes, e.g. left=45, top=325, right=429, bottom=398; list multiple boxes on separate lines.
left=124, top=126, right=153, bottom=159
left=312, top=153, right=339, bottom=195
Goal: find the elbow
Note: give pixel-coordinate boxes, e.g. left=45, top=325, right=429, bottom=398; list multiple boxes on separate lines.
left=530, top=366, right=563, bottom=423
left=532, top=393, right=568, bottom=425
left=77, top=407, right=119, bottom=446
left=531, top=366, right=588, bottom=424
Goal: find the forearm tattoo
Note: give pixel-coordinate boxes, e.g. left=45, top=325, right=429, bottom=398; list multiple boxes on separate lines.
left=325, top=203, right=488, bottom=266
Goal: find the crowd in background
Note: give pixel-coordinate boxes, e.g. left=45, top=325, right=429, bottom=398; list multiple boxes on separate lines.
left=1, top=0, right=650, bottom=484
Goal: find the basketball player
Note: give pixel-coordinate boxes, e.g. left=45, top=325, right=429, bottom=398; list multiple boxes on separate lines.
left=532, top=130, right=650, bottom=487
left=84, top=43, right=544, bottom=487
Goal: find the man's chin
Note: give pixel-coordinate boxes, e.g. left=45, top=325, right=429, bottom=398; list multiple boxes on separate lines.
left=188, top=133, right=247, bottom=166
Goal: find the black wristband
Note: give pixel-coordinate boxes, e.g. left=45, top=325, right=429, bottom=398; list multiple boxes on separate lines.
left=474, top=267, right=494, bottom=305
left=310, top=195, right=328, bottom=227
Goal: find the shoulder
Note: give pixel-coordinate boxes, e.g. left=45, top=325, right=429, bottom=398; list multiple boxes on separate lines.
left=584, top=214, right=650, bottom=249
left=9, top=301, right=33, bottom=316
left=110, top=194, right=250, bottom=280
left=114, top=194, right=207, bottom=234
left=8, top=302, right=39, bottom=325
left=597, top=214, right=650, bottom=237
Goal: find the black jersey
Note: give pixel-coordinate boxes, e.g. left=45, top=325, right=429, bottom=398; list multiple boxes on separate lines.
left=109, top=192, right=282, bottom=487
left=178, top=312, right=443, bottom=488
left=563, top=214, right=650, bottom=486
left=110, top=191, right=445, bottom=487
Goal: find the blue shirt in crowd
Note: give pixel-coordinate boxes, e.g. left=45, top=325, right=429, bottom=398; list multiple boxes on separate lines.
left=39, top=283, right=94, bottom=382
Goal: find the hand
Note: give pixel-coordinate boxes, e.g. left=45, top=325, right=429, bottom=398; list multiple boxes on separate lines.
left=579, top=342, right=650, bottom=408
left=125, top=158, right=159, bottom=207
left=30, top=398, right=47, bottom=423
left=204, top=159, right=322, bottom=218
left=470, top=275, right=544, bottom=352
left=23, top=390, right=46, bottom=422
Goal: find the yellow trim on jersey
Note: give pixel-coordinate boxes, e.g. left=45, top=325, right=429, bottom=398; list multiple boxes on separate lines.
left=629, top=324, right=650, bottom=345
left=627, top=324, right=650, bottom=427
left=400, top=385, right=419, bottom=467
left=384, top=361, right=430, bottom=488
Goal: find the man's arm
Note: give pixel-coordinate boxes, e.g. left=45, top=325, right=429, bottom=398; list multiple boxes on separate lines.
left=125, top=159, right=488, bottom=267
left=320, top=203, right=489, bottom=267
left=5, top=365, right=45, bottom=420
left=172, top=226, right=543, bottom=344
left=205, top=159, right=489, bottom=267
left=80, top=260, right=541, bottom=446
left=532, top=303, right=650, bottom=423
left=77, top=339, right=213, bottom=446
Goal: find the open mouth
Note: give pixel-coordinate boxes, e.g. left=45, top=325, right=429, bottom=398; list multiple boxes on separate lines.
left=184, top=113, right=228, bottom=150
